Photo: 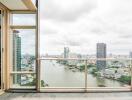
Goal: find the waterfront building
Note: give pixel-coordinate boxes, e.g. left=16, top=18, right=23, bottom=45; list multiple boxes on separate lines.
left=96, top=43, right=107, bottom=70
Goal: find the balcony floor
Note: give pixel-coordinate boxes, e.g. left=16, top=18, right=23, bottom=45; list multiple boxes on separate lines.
left=1, top=92, right=132, bottom=100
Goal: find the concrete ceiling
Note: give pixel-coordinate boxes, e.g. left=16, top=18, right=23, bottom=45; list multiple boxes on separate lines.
left=0, top=0, right=36, bottom=10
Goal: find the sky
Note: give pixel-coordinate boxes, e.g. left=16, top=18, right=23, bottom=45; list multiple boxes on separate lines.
left=40, top=0, right=132, bottom=55
left=13, top=0, right=132, bottom=55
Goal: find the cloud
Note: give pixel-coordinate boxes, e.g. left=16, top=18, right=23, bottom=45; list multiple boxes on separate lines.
left=17, top=30, right=35, bottom=55
left=49, top=36, right=84, bottom=46
left=67, top=41, right=82, bottom=46
left=39, top=0, right=132, bottom=55
left=12, top=0, right=132, bottom=55
left=90, top=28, right=106, bottom=34
left=120, top=35, right=132, bottom=39
left=41, top=28, right=58, bottom=35
left=40, top=0, right=97, bottom=22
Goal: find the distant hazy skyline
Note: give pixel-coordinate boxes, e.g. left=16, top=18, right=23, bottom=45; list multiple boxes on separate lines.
left=40, top=0, right=132, bottom=55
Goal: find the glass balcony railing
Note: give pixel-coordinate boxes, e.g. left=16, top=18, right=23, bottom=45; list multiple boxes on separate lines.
left=40, top=59, right=85, bottom=88
left=9, top=58, right=132, bottom=90
left=39, top=58, right=132, bottom=89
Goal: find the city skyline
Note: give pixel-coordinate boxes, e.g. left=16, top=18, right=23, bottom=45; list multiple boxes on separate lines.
left=42, top=44, right=131, bottom=60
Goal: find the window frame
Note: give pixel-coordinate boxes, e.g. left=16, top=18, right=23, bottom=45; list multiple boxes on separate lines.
left=9, top=9, right=39, bottom=90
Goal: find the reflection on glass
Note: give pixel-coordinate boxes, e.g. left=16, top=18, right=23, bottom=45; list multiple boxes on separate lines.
left=12, top=29, right=36, bottom=85
left=41, top=60, right=85, bottom=87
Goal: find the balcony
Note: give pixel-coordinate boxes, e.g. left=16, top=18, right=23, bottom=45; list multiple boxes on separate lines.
left=1, top=1, right=132, bottom=100
left=5, top=58, right=131, bottom=92
left=39, top=58, right=132, bottom=92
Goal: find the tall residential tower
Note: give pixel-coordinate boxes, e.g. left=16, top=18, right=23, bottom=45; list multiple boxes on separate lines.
left=13, top=30, right=21, bottom=84
left=64, top=47, right=70, bottom=58
left=63, top=47, right=70, bottom=64
left=96, top=43, right=107, bottom=70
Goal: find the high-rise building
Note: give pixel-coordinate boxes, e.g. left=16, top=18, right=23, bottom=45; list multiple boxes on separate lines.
left=129, top=52, right=132, bottom=58
left=96, top=43, right=107, bottom=70
left=63, top=47, right=70, bottom=64
left=13, top=30, right=21, bottom=84
left=64, top=47, right=69, bottom=58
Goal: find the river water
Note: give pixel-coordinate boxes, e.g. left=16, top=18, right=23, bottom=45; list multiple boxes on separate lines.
left=41, top=60, right=127, bottom=87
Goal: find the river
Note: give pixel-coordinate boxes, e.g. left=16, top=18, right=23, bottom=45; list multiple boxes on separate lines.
left=41, top=60, right=127, bottom=87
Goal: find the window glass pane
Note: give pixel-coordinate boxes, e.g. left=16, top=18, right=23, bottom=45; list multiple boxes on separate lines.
left=11, top=14, right=36, bottom=25
left=87, top=59, right=131, bottom=87
left=40, top=0, right=132, bottom=89
left=11, top=74, right=36, bottom=88
left=41, top=59, right=85, bottom=88
left=12, top=29, right=36, bottom=72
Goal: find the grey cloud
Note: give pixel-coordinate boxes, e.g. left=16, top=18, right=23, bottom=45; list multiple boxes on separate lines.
left=90, top=28, right=106, bottom=34
left=50, top=39, right=82, bottom=46
left=88, top=17, right=110, bottom=35
left=114, top=27, right=132, bottom=39
left=119, top=34, right=132, bottom=39
left=50, top=40, right=65, bottom=46
left=49, top=35, right=87, bottom=47
left=39, top=0, right=132, bottom=55
left=67, top=40, right=82, bottom=46
left=111, top=40, right=132, bottom=45
left=41, top=0, right=97, bottom=22
left=64, top=35, right=88, bottom=46
left=41, top=28, right=58, bottom=35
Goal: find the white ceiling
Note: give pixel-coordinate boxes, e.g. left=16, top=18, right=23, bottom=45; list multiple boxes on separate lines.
left=0, top=0, right=28, bottom=10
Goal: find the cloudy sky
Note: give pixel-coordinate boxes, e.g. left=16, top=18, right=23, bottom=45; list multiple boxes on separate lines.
left=40, top=0, right=132, bottom=55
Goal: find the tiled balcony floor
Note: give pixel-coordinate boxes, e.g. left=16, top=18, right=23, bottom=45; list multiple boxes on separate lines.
left=1, top=92, right=132, bottom=100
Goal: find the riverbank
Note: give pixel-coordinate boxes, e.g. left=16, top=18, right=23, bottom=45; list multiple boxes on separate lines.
left=57, top=60, right=130, bottom=87
left=40, top=60, right=128, bottom=87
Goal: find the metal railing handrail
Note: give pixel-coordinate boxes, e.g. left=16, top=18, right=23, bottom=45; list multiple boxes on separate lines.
left=10, top=71, right=36, bottom=74
left=38, top=57, right=132, bottom=61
